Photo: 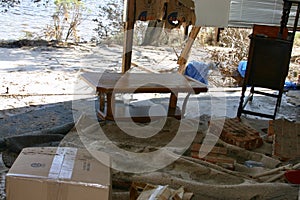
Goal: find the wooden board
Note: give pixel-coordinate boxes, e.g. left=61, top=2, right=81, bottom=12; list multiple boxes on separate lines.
left=81, top=72, right=208, bottom=94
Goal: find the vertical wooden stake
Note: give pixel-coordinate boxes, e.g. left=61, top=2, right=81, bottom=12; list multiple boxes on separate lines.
left=177, top=26, right=201, bottom=74
left=214, top=27, right=223, bottom=44
left=122, top=0, right=135, bottom=73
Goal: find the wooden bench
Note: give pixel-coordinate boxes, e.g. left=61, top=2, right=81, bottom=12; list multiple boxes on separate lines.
left=81, top=72, right=208, bottom=122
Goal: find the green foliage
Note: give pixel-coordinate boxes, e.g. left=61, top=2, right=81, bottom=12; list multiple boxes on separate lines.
left=294, top=32, right=300, bottom=46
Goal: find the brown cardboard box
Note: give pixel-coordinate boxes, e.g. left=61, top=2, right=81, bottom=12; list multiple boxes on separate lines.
left=6, top=147, right=111, bottom=200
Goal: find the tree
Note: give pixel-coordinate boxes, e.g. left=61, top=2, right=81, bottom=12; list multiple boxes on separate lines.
left=93, top=0, right=123, bottom=42
left=44, top=0, right=84, bottom=42
left=0, top=0, right=83, bottom=42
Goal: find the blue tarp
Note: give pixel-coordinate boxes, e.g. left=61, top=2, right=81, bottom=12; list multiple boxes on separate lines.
left=238, top=61, right=247, bottom=78
left=184, top=61, right=209, bottom=84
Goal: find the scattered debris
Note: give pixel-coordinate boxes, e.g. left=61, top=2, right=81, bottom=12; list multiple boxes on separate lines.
left=253, top=163, right=300, bottom=183
left=271, top=119, right=300, bottom=161
left=284, top=170, right=300, bottom=184
left=190, top=143, right=236, bottom=170
left=244, top=160, right=264, bottom=168
left=130, top=182, right=193, bottom=200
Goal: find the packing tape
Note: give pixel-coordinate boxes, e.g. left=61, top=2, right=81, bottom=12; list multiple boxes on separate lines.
left=48, top=147, right=78, bottom=180
left=47, top=148, right=77, bottom=200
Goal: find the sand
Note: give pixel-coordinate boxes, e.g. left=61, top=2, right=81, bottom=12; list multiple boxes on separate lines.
left=0, top=42, right=299, bottom=199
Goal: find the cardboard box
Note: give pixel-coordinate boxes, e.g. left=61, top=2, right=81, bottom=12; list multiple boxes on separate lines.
left=6, top=147, right=111, bottom=200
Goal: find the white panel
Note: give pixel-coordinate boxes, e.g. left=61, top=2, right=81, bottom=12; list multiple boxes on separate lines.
left=229, top=0, right=283, bottom=27
left=194, top=0, right=231, bottom=27
left=228, top=0, right=299, bottom=27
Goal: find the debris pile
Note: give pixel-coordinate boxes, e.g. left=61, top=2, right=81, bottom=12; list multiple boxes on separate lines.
left=130, top=183, right=193, bottom=200
left=58, top=115, right=300, bottom=199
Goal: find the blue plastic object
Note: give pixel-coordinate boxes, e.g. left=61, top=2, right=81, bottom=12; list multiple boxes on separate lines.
left=244, top=160, right=264, bottom=168
left=184, top=61, right=209, bottom=84
left=238, top=61, right=248, bottom=78
left=284, top=81, right=297, bottom=90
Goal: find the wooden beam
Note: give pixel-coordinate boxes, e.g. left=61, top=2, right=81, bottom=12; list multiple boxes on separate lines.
left=177, top=26, right=201, bottom=74
left=122, top=0, right=135, bottom=73
left=214, top=27, right=223, bottom=44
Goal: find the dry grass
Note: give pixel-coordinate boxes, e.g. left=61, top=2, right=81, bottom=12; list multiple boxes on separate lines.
left=207, top=28, right=251, bottom=86
left=198, top=28, right=299, bottom=87
left=294, top=32, right=300, bottom=46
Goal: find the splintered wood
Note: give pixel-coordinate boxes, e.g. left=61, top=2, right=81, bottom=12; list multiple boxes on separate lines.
left=209, top=118, right=263, bottom=150
left=130, top=182, right=193, bottom=200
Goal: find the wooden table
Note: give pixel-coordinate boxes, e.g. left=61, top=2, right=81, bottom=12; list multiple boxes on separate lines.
left=81, top=72, right=208, bottom=122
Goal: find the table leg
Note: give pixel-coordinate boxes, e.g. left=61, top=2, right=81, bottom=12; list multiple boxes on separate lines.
left=99, top=92, right=105, bottom=112
left=181, top=93, right=191, bottom=117
left=106, top=92, right=115, bottom=120
left=168, top=92, right=178, bottom=116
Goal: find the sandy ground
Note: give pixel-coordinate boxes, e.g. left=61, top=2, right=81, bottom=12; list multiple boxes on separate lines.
left=0, top=42, right=219, bottom=118
left=0, top=42, right=299, bottom=117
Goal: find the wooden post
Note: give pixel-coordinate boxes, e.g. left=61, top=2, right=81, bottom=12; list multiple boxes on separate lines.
left=122, top=0, right=135, bottom=73
left=214, top=27, right=223, bottom=44
left=177, top=26, right=201, bottom=74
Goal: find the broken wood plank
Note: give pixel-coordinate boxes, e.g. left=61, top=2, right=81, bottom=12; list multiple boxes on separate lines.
left=131, top=62, right=159, bottom=73
left=252, top=164, right=293, bottom=178
left=178, top=26, right=201, bottom=74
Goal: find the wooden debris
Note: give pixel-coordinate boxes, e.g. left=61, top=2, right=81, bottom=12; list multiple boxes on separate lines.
left=131, top=62, right=159, bottom=73
left=178, top=26, right=201, bottom=74
left=253, top=163, right=300, bottom=183
left=252, top=164, right=293, bottom=179
left=272, top=119, right=300, bottom=161
left=115, top=171, right=298, bottom=200
left=263, top=171, right=285, bottom=183
left=130, top=182, right=193, bottom=200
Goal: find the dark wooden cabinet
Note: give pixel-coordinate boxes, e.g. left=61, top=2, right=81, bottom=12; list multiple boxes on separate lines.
left=237, top=0, right=300, bottom=119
